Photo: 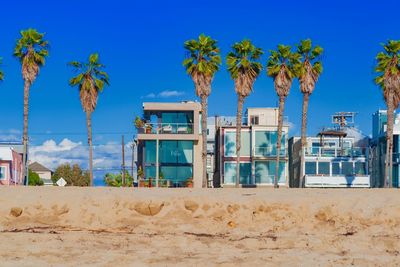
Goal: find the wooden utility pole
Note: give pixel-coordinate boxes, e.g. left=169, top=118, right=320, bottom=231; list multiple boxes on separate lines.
left=122, top=135, right=125, bottom=186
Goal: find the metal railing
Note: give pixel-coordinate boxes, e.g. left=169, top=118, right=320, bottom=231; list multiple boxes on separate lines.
left=137, top=123, right=194, bottom=135
left=254, top=146, right=286, bottom=157
left=304, top=147, right=366, bottom=158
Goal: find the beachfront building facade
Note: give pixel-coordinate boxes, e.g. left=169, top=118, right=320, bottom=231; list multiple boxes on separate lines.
left=289, top=112, right=370, bottom=188
left=206, top=116, right=236, bottom=187
left=0, top=142, right=24, bottom=186
left=370, top=110, right=400, bottom=187
left=136, top=102, right=203, bottom=188
left=215, top=108, right=289, bottom=187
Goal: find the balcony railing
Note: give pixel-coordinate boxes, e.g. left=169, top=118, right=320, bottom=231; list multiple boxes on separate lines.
left=137, top=123, right=194, bottom=135
left=253, top=146, right=286, bottom=157
left=304, top=147, right=367, bottom=158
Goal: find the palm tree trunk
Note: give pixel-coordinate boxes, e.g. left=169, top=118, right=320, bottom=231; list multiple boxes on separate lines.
left=200, top=95, right=208, bottom=188
left=386, top=91, right=394, bottom=188
left=86, top=111, right=93, bottom=186
left=275, top=96, right=285, bottom=188
left=235, top=94, right=244, bottom=188
left=299, top=93, right=310, bottom=187
left=22, top=80, right=31, bottom=185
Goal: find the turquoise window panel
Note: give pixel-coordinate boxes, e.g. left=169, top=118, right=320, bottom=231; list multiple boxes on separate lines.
left=145, top=141, right=156, bottom=164
left=255, top=161, right=286, bottom=184
left=342, top=162, right=353, bottom=176
left=332, top=162, right=340, bottom=175
left=224, top=131, right=250, bottom=157
left=254, top=131, right=286, bottom=156
left=159, top=141, right=193, bottom=164
left=224, top=162, right=251, bottom=184
left=355, top=162, right=366, bottom=175
left=145, top=166, right=156, bottom=179
left=305, top=161, right=316, bottom=175
left=160, top=166, right=192, bottom=185
left=318, top=162, right=330, bottom=175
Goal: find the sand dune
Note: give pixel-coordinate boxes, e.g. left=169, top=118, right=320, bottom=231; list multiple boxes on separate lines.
left=0, top=187, right=399, bottom=266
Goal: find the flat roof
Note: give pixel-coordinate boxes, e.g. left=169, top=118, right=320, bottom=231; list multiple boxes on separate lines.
left=143, top=101, right=201, bottom=111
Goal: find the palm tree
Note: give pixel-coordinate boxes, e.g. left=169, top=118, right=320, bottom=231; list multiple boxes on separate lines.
left=375, top=40, right=400, bottom=188
left=183, top=34, right=221, bottom=188
left=227, top=40, right=263, bottom=188
left=295, top=39, right=323, bottom=187
left=14, top=29, right=49, bottom=185
left=68, top=53, right=109, bottom=186
left=267, top=45, right=299, bottom=188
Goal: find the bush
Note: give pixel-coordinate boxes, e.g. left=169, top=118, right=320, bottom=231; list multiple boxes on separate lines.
left=104, top=171, right=133, bottom=187
left=52, top=163, right=90, bottom=186
left=28, top=170, right=44, bottom=186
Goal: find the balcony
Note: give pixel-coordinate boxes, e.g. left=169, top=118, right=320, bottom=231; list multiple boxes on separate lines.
left=304, top=147, right=367, bottom=158
left=253, top=145, right=287, bottom=157
left=137, top=123, right=194, bottom=135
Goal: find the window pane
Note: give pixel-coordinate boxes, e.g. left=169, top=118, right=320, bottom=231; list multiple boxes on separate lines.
left=305, top=162, right=316, bottom=175
left=160, top=166, right=192, bottom=186
left=224, top=162, right=251, bottom=185
left=332, top=162, right=340, bottom=175
left=318, top=162, right=330, bottom=175
left=159, top=141, right=176, bottom=163
left=224, top=132, right=236, bottom=157
left=177, top=141, right=193, bottom=163
left=145, top=141, right=156, bottom=164
left=145, top=166, right=156, bottom=179
left=0, top=167, right=5, bottom=180
left=342, top=162, right=353, bottom=176
left=224, top=131, right=250, bottom=157
left=354, top=162, right=366, bottom=175
left=256, top=161, right=285, bottom=184
left=255, top=161, right=272, bottom=184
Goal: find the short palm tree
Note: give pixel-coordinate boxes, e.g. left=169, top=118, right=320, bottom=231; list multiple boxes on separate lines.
left=267, top=45, right=299, bottom=188
left=183, top=34, right=221, bottom=188
left=14, top=29, right=49, bottom=184
left=68, top=53, right=109, bottom=186
left=375, top=40, right=400, bottom=187
left=227, top=40, right=263, bottom=188
left=295, top=39, right=323, bottom=187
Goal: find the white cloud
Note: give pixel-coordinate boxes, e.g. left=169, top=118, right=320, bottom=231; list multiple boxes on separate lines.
left=142, top=90, right=185, bottom=99
left=29, top=138, right=135, bottom=182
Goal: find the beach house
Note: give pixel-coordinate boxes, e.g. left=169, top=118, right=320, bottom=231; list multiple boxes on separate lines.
left=289, top=112, right=370, bottom=188
left=214, top=108, right=289, bottom=187
left=136, top=101, right=203, bottom=187
left=0, top=142, right=24, bottom=185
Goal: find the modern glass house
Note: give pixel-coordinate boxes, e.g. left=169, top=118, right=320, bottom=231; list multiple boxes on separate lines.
left=137, top=102, right=202, bottom=187
left=215, top=108, right=289, bottom=187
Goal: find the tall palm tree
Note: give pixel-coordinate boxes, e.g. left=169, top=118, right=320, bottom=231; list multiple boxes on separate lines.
left=68, top=53, right=109, bottom=186
left=227, top=40, right=263, bottom=188
left=183, top=34, right=221, bottom=188
left=375, top=40, right=400, bottom=187
left=14, top=29, right=49, bottom=185
left=295, top=39, right=323, bottom=187
left=267, top=45, right=299, bottom=188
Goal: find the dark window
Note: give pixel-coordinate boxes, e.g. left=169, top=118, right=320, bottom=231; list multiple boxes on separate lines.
left=305, top=162, right=316, bottom=175
left=250, top=115, right=259, bottom=125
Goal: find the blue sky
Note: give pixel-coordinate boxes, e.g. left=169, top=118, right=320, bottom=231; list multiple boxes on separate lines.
left=0, top=0, right=399, bottom=182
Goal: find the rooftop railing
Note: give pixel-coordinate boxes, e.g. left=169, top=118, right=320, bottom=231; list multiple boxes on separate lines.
left=137, top=123, right=194, bottom=135
left=304, top=147, right=367, bottom=158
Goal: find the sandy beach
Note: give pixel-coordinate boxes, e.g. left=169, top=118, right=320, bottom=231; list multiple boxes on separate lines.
left=0, top=187, right=399, bottom=266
